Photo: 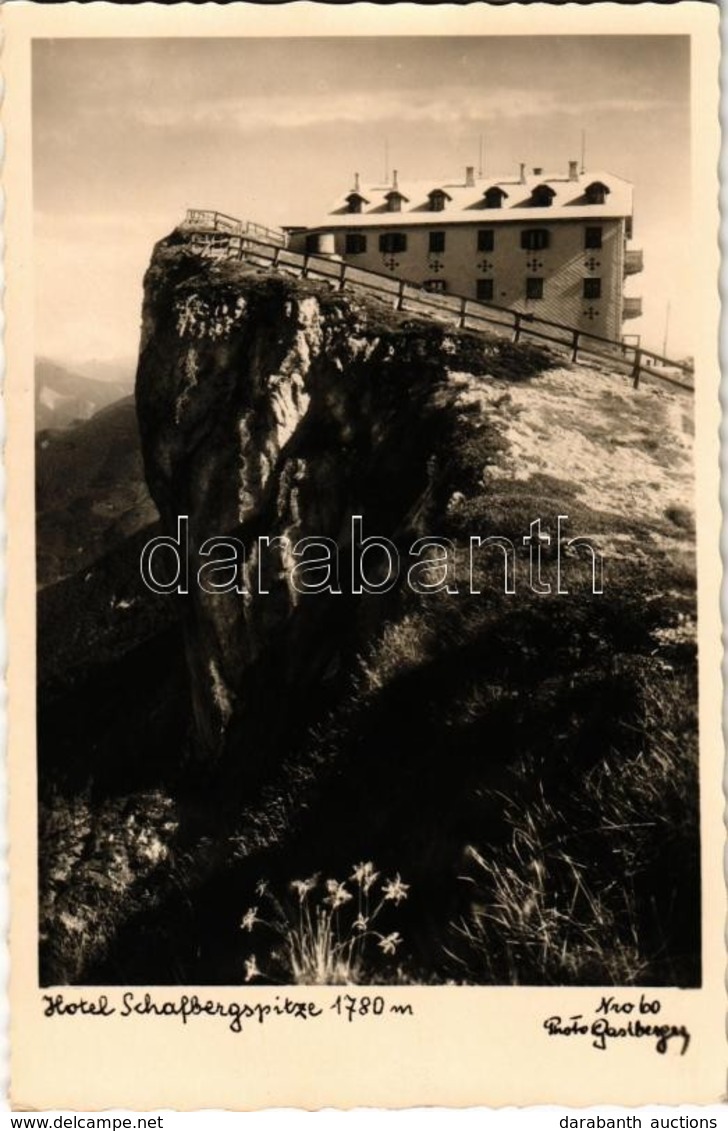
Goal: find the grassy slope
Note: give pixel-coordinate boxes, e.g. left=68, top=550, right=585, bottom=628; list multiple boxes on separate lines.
left=240, top=362, right=698, bottom=988
left=430, top=365, right=698, bottom=985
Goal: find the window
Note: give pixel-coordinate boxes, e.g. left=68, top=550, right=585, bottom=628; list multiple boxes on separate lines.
left=427, top=189, right=451, bottom=213
left=483, top=187, right=507, bottom=209
left=304, top=233, right=320, bottom=255
left=477, top=229, right=495, bottom=252
left=385, top=190, right=410, bottom=214
left=345, top=191, right=366, bottom=212
left=526, top=277, right=544, bottom=300
left=585, top=227, right=603, bottom=249
left=379, top=232, right=407, bottom=254
left=428, top=231, right=446, bottom=254
left=476, top=279, right=494, bottom=302
left=583, top=278, right=601, bottom=299
left=585, top=181, right=610, bottom=205
left=521, top=229, right=550, bottom=251
left=423, top=279, right=447, bottom=293
left=530, top=184, right=556, bottom=208
left=345, top=233, right=367, bottom=255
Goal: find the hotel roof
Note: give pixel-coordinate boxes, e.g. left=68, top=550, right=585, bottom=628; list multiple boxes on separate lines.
left=288, top=168, right=634, bottom=231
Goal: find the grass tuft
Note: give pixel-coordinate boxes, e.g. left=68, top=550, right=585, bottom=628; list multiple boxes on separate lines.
left=239, top=864, right=411, bottom=985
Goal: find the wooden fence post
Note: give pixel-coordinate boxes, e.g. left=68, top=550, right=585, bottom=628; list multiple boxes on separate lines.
left=338, top=262, right=347, bottom=291
left=302, top=255, right=309, bottom=279
left=271, top=246, right=281, bottom=268
left=459, top=297, right=467, bottom=329
left=571, top=329, right=580, bottom=363
left=395, top=279, right=405, bottom=312
left=513, top=312, right=522, bottom=344
left=632, top=347, right=642, bottom=389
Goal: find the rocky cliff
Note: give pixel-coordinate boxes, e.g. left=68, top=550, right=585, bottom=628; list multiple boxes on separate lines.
left=136, top=233, right=554, bottom=778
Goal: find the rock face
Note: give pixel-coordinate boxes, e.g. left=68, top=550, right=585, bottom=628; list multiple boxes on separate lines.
left=136, top=233, right=469, bottom=771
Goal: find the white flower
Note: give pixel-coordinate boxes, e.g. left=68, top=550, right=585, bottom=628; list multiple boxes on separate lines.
left=353, top=914, right=369, bottom=933
left=382, top=874, right=410, bottom=905
left=240, top=906, right=258, bottom=932
left=290, top=874, right=319, bottom=902
left=324, top=880, right=353, bottom=909
left=378, top=932, right=402, bottom=955
left=351, top=861, right=380, bottom=893
left=255, top=879, right=269, bottom=897
left=244, top=955, right=260, bottom=982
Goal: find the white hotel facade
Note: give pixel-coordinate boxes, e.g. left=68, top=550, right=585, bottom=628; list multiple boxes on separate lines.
left=286, top=161, right=644, bottom=342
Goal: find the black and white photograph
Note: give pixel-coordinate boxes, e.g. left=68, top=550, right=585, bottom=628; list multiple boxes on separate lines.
left=33, top=31, right=702, bottom=990
left=6, top=0, right=723, bottom=1110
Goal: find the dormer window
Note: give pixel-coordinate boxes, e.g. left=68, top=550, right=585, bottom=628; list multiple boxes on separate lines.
left=531, top=183, right=556, bottom=208
left=345, top=192, right=369, bottom=214
left=483, top=186, right=508, bottom=210
left=427, top=189, right=452, bottom=213
left=585, top=181, right=610, bottom=205
left=385, top=191, right=408, bottom=213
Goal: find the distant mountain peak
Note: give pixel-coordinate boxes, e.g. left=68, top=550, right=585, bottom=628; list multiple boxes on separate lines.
left=35, top=356, right=134, bottom=432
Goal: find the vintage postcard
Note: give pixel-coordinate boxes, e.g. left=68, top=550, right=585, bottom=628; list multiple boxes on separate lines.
left=4, top=0, right=723, bottom=1110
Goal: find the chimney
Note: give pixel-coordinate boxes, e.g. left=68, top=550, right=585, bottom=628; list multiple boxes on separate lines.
left=533, top=166, right=543, bottom=176
left=354, top=172, right=360, bottom=192
left=392, top=169, right=399, bottom=189
left=465, top=165, right=475, bottom=187
left=568, top=160, right=579, bottom=181
left=519, top=163, right=526, bottom=184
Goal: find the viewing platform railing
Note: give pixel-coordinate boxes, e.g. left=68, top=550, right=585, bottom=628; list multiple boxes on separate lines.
left=181, top=209, right=287, bottom=246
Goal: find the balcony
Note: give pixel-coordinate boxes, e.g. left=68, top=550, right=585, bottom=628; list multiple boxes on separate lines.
left=623, top=296, right=643, bottom=320
left=624, top=249, right=644, bottom=276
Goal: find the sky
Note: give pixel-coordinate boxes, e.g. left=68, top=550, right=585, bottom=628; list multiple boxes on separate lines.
left=33, top=35, right=692, bottom=367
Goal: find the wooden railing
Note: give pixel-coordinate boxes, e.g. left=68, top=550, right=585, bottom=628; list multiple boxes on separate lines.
left=180, top=219, right=694, bottom=394
left=182, top=209, right=287, bottom=246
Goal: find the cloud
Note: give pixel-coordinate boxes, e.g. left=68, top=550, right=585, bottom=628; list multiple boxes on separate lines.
left=129, top=88, right=679, bottom=134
